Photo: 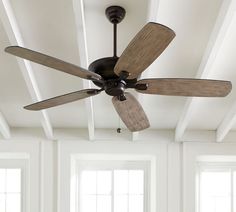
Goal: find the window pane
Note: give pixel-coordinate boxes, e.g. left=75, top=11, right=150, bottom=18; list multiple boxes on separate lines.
left=97, top=195, right=111, bottom=212
left=6, top=193, right=21, bottom=212
left=81, top=171, right=96, bottom=194
left=79, top=168, right=146, bottom=212
left=200, top=171, right=230, bottom=212
left=214, top=197, right=230, bottom=212
left=0, top=194, right=5, bottom=212
left=0, top=169, right=6, bottom=192
left=6, top=169, right=21, bottom=193
left=129, top=195, right=143, bottom=212
left=97, top=171, right=111, bottom=194
left=81, top=195, right=96, bottom=212
left=114, top=195, right=128, bottom=212
left=129, top=170, right=144, bottom=194
left=114, top=170, right=128, bottom=194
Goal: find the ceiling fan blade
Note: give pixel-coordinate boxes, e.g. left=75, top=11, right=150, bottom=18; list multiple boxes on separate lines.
left=24, top=89, right=101, bottom=111
left=5, top=46, right=103, bottom=82
left=114, top=22, right=175, bottom=79
left=135, top=78, right=232, bottom=97
left=112, top=93, right=150, bottom=132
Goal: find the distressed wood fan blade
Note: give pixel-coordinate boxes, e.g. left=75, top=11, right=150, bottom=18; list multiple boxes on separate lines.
left=114, top=22, right=175, bottom=79
left=112, top=93, right=150, bottom=132
left=5, top=46, right=102, bottom=82
left=24, top=89, right=101, bottom=111
left=135, top=78, right=232, bottom=97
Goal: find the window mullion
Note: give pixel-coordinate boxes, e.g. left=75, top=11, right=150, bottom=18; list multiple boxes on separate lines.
left=196, top=167, right=201, bottom=212
left=231, top=169, right=234, bottom=212
left=112, top=170, right=114, bottom=212
left=96, top=171, right=98, bottom=212
left=20, top=169, right=23, bottom=212
left=5, top=169, right=7, bottom=212
left=127, top=170, right=129, bottom=212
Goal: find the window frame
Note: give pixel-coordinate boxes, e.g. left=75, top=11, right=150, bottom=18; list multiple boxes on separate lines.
left=0, top=156, right=29, bottom=212
left=71, top=154, right=154, bottom=212
left=196, top=162, right=236, bottom=212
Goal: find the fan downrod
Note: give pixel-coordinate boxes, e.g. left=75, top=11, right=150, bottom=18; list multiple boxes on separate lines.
left=88, top=6, right=135, bottom=99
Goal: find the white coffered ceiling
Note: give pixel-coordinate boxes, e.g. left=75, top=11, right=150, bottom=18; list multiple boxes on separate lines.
left=0, top=0, right=236, bottom=141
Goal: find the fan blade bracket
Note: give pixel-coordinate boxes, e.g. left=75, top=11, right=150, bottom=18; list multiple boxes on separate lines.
left=87, top=90, right=99, bottom=95
left=117, top=94, right=126, bottom=101
left=118, top=70, right=130, bottom=80
left=87, top=88, right=104, bottom=95
left=87, top=75, right=104, bottom=84
left=135, top=83, right=148, bottom=91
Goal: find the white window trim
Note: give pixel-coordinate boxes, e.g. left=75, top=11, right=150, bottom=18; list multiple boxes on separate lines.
left=196, top=162, right=236, bottom=212
left=0, top=153, right=30, bottom=212
left=70, top=154, right=156, bottom=212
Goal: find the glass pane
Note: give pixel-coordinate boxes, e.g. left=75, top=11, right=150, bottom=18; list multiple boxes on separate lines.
left=114, top=195, right=128, bottom=212
left=129, top=195, right=143, bottom=212
left=97, top=195, right=111, bottom=212
left=215, top=197, right=230, bottom=212
left=6, top=169, right=21, bottom=193
left=81, top=195, right=96, bottom=212
left=129, top=170, right=144, bottom=194
left=6, top=193, right=21, bottom=212
left=200, top=171, right=230, bottom=212
left=81, top=171, right=96, bottom=194
left=0, top=169, right=6, bottom=192
left=114, top=170, right=128, bottom=194
left=97, top=171, right=111, bottom=194
left=0, top=194, right=5, bottom=212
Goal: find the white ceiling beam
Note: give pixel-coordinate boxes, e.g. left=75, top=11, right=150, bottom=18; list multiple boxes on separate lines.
left=0, top=0, right=54, bottom=140
left=72, top=0, right=95, bottom=140
left=217, top=100, right=236, bottom=142
left=0, top=111, right=11, bottom=139
left=132, top=0, right=160, bottom=141
left=175, top=0, right=236, bottom=142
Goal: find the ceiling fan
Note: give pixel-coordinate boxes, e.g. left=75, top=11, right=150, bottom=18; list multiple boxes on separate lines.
left=5, top=6, right=232, bottom=132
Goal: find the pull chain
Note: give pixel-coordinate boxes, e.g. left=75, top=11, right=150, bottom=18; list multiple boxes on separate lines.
left=117, top=117, right=122, bottom=133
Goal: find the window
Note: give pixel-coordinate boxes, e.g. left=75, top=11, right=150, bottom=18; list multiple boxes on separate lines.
left=80, top=169, right=144, bottom=212
left=197, top=164, right=236, bottom=212
left=0, top=169, right=22, bottom=212
left=71, top=156, right=152, bottom=212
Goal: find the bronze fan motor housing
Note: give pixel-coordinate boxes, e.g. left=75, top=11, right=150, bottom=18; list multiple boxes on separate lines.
left=89, top=57, right=138, bottom=98
left=4, top=5, right=232, bottom=132
left=89, top=6, right=137, bottom=98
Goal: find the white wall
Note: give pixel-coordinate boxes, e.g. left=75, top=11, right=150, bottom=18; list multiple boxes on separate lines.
left=0, top=129, right=236, bottom=212
left=183, top=142, right=236, bottom=212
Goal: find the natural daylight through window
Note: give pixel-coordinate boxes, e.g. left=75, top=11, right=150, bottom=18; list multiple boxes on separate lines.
left=80, top=169, right=144, bottom=212
left=197, top=164, right=236, bottom=212
left=0, top=169, right=21, bottom=212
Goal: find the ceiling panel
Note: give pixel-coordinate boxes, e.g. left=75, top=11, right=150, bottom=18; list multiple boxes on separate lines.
left=188, top=15, right=236, bottom=130
left=9, top=0, right=88, bottom=127
left=140, top=0, right=223, bottom=129
left=147, top=0, right=223, bottom=78
left=0, top=21, right=41, bottom=127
